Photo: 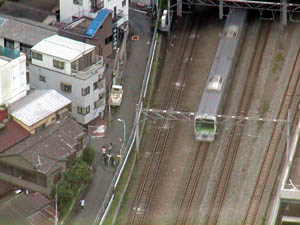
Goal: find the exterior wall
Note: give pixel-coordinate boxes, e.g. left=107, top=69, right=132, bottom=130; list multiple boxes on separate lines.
left=12, top=112, right=59, bottom=134
left=86, top=14, right=113, bottom=63
left=60, top=0, right=128, bottom=25
left=0, top=37, right=4, bottom=47
left=0, top=54, right=28, bottom=105
left=29, top=64, right=106, bottom=125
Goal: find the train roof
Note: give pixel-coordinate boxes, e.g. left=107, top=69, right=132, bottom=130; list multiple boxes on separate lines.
left=196, top=9, right=247, bottom=118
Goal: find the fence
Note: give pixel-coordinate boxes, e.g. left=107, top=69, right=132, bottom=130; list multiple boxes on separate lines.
left=92, top=11, right=160, bottom=225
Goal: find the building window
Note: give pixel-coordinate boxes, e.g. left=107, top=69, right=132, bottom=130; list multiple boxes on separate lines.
left=39, top=75, right=46, bottom=82
left=77, top=106, right=90, bottom=115
left=53, top=60, right=65, bottom=69
left=61, top=82, right=72, bottom=93
left=32, top=51, right=43, bottom=61
left=93, top=80, right=103, bottom=90
left=20, top=43, right=31, bottom=57
left=105, top=35, right=113, bottom=45
left=35, top=123, right=46, bottom=132
left=4, top=38, right=14, bottom=49
left=73, top=0, right=82, bottom=5
left=82, top=86, right=90, bottom=96
left=122, top=0, right=126, bottom=7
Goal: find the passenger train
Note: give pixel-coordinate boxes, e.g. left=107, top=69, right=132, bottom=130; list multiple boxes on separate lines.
left=194, top=9, right=247, bottom=142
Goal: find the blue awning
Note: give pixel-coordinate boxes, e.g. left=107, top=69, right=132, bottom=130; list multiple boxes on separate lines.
left=85, top=9, right=112, bottom=38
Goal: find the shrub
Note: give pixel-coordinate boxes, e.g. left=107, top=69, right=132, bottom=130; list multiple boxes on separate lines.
left=82, top=147, right=95, bottom=165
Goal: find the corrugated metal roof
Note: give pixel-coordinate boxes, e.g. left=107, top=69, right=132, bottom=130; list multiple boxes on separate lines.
left=85, top=9, right=112, bottom=38
left=10, top=90, right=71, bottom=127
left=31, top=35, right=95, bottom=61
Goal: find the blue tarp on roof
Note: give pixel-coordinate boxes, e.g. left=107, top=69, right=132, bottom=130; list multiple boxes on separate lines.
left=85, top=9, right=111, bottom=38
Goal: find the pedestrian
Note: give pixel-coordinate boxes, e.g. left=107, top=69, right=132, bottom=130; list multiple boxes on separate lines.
left=108, top=142, right=113, bottom=155
left=101, top=145, right=107, bottom=158
left=103, top=154, right=108, bottom=166
left=80, top=199, right=85, bottom=210
left=110, top=153, right=115, bottom=167
left=116, top=154, right=121, bottom=166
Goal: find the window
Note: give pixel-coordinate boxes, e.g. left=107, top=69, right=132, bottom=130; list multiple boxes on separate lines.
left=39, top=75, right=46, bottom=82
left=53, top=60, right=65, bottom=69
left=73, top=0, right=82, bottom=5
left=77, top=106, right=90, bottom=115
left=35, top=123, right=46, bottom=132
left=20, top=43, right=31, bottom=57
left=82, top=86, right=90, bottom=96
left=32, top=51, right=43, bottom=61
left=105, top=35, right=113, bottom=45
left=93, top=80, right=103, bottom=90
left=4, top=38, right=14, bottom=49
left=122, top=0, right=126, bottom=7
left=61, top=82, right=72, bottom=92
left=94, top=99, right=101, bottom=109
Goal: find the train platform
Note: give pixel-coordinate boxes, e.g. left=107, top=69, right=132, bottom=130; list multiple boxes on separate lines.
left=65, top=5, right=153, bottom=225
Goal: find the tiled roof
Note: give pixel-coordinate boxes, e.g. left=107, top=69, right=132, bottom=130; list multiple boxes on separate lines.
left=2, top=117, right=84, bottom=174
left=10, top=90, right=71, bottom=127
left=0, top=120, right=30, bottom=153
left=0, top=14, right=57, bottom=46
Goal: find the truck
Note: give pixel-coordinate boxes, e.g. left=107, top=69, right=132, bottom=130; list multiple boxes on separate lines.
left=109, top=84, right=123, bottom=107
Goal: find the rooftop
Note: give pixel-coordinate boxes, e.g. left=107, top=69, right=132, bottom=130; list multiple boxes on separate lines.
left=0, top=192, right=55, bottom=225
left=0, top=14, right=57, bottom=47
left=32, top=35, right=95, bottom=61
left=9, top=90, right=71, bottom=127
left=0, top=120, right=30, bottom=153
left=1, top=116, right=84, bottom=174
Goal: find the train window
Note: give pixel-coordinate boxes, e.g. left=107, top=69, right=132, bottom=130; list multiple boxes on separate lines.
left=207, top=75, right=223, bottom=91
left=225, top=25, right=238, bottom=38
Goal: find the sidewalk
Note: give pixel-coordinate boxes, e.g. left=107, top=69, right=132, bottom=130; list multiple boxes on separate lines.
left=68, top=5, right=153, bottom=225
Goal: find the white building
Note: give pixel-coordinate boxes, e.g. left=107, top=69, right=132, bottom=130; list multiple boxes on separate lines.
left=29, top=35, right=106, bottom=125
left=59, top=0, right=128, bottom=29
left=0, top=47, right=28, bottom=105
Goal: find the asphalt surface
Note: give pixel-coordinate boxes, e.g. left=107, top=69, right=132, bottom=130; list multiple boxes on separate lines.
left=69, top=5, right=153, bottom=225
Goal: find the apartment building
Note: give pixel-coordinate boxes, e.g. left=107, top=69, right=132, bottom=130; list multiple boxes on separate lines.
left=58, top=9, right=113, bottom=63
left=59, top=0, right=128, bottom=30
left=0, top=47, right=29, bottom=105
left=29, top=35, right=106, bottom=125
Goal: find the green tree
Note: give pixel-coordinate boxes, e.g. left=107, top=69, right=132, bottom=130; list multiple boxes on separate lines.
left=82, top=147, right=95, bottom=165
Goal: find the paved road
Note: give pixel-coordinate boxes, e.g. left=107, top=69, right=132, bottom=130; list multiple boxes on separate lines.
left=69, top=5, right=153, bottom=225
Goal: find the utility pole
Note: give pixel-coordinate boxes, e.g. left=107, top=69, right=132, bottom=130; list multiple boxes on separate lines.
left=135, top=105, right=140, bottom=159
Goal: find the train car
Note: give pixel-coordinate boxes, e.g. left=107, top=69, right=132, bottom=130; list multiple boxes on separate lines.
left=194, top=9, right=247, bottom=142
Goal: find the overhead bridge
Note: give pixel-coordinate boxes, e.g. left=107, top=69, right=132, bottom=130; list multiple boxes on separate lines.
left=171, top=0, right=300, bottom=24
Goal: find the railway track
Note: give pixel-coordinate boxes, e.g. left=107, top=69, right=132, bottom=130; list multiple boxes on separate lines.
left=173, top=143, right=209, bottom=225
left=242, top=34, right=300, bottom=225
left=205, top=22, right=271, bottom=225
left=128, top=15, right=201, bottom=225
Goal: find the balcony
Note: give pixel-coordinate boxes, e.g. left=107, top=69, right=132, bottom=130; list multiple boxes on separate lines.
left=91, top=0, right=104, bottom=13
left=72, top=55, right=104, bottom=79
left=113, top=10, right=126, bottom=27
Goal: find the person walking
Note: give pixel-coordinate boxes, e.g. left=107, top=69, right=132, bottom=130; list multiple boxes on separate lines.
left=110, top=153, right=115, bottom=167
left=80, top=199, right=85, bottom=210
left=116, top=154, right=121, bottom=166
left=101, top=145, right=107, bottom=159
left=108, top=142, right=113, bottom=155
left=103, top=154, right=108, bottom=166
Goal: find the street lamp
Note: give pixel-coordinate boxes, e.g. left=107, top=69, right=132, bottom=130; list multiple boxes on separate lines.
left=117, top=118, right=126, bottom=145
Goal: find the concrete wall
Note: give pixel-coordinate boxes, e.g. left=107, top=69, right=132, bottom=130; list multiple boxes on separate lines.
left=0, top=54, right=28, bottom=105
left=29, top=64, right=106, bottom=124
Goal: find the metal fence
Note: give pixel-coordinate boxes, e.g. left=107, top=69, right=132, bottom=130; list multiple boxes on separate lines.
left=93, top=12, right=160, bottom=225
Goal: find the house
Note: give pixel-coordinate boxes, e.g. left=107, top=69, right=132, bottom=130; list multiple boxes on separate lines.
left=58, top=9, right=113, bottom=63
left=0, top=47, right=29, bottom=105
left=0, top=191, right=57, bottom=225
left=0, top=115, right=85, bottom=195
left=29, top=35, right=106, bottom=125
left=8, top=90, right=71, bottom=134
left=59, top=0, right=128, bottom=31
left=0, top=15, right=57, bottom=60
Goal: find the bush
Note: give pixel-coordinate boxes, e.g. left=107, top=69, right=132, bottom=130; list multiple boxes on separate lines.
left=82, top=147, right=95, bottom=165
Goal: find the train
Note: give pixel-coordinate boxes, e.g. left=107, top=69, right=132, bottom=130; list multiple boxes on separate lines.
left=194, top=9, right=247, bottom=142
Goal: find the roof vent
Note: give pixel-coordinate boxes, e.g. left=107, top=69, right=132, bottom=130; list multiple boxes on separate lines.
left=207, top=75, right=223, bottom=91
left=225, top=25, right=238, bottom=38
